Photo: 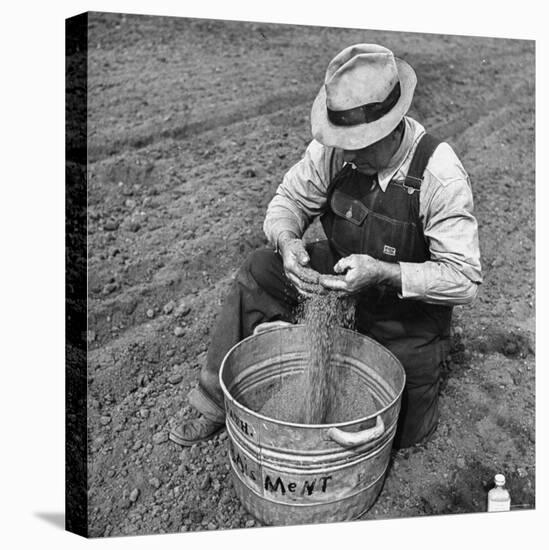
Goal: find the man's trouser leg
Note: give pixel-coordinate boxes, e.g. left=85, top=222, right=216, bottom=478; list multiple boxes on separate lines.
left=364, top=320, right=445, bottom=449
left=191, top=241, right=336, bottom=421
left=391, top=353, right=442, bottom=449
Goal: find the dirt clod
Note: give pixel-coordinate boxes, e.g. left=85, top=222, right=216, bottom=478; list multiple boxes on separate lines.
left=168, top=374, right=183, bottom=385
left=103, top=220, right=119, bottom=231
left=175, top=303, right=191, bottom=317
left=102, top=282, right=118, bottom=295
left=152, top=432, right=169, bottom=445
left=200, top=475, right=211, bottom=491
left=149, top=477, right=161, bottom=489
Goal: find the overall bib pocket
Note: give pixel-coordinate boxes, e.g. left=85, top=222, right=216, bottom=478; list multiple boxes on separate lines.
left=329, top=189, right=368, bottom=255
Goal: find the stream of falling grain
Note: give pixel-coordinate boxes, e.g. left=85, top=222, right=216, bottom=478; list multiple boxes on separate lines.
left=295, top=291, right=356, bottom=424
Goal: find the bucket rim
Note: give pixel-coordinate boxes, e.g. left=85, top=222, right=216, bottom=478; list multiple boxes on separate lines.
left=218, top=323, right=406, bottom=430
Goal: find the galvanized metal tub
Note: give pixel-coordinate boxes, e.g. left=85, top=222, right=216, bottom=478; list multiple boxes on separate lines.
left=219, top=324, right=405, bottom=526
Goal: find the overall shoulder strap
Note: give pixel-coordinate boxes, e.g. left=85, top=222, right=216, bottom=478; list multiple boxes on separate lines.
left=326, top=156, right=354, bottom=198
left=403, top=133, right=443, bottom=190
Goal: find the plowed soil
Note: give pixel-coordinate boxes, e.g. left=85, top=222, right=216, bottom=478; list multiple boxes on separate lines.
left=83, top=13, right=535, bottom=537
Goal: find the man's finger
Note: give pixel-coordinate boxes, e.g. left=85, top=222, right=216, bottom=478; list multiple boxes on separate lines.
left=318, top=274, right=349, bottom=291
left=297, top=251, right=310, bottom=266
left=297, top=287, right=318, bottom=298
left=334, top=256, right=354, bottom=274
left=293, top=264, right=320, bottom=285
left=285, top=271, right=322, bottom=294
left=286, top=240, right=309, bottom=266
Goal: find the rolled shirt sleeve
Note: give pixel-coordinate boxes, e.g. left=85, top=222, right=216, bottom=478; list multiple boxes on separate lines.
left=399, top=142, right=482, bottom=305
left=263, top=140, right=339, bottom=247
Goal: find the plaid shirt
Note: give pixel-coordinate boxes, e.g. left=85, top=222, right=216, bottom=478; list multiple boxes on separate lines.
left=263, top=116, right=482, bottom=305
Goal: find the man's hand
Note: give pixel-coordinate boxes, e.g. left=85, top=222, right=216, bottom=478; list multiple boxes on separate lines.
left=278, top=233, right=323, bottom=297
left=319, top=254, right=402, bottom=295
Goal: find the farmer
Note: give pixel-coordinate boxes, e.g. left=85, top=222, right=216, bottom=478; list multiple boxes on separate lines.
left=169, top=43, right=482, bottom=449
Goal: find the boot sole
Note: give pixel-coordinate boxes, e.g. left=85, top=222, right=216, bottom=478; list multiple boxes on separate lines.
left=168, top=425, right=224, bottom=447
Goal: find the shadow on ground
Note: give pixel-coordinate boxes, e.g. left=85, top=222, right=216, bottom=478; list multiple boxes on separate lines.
left=34, top=512, right=65, bottom=530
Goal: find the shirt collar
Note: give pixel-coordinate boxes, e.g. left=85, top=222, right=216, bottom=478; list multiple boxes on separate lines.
left=376, top=117, right=418, bottom=192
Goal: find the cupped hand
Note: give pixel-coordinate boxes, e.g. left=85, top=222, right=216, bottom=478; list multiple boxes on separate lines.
left=319, top=254, right=381, bottom=295
left=279, top=238, right=324, bottom=297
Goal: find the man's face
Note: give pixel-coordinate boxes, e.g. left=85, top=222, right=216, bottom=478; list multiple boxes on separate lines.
left=342, top=124, right=403, bottom=175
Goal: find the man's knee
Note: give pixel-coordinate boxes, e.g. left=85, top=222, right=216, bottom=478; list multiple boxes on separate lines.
left=239, top=248, right=284, bottom=290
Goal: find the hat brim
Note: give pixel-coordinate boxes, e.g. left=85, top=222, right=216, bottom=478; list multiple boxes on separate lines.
left=311, top=58, right=417, bottom=150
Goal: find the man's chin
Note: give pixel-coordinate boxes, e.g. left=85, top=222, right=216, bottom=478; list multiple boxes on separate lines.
left=356, top=166, right=377, bottom=175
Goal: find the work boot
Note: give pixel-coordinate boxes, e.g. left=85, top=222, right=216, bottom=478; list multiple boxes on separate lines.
left=169, top=386, right=225, bottom=446
left=169, top=416, right=224, bottom=446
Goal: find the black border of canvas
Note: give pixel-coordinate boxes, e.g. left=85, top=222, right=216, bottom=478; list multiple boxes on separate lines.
left=65, top=11, right=88, bottom=538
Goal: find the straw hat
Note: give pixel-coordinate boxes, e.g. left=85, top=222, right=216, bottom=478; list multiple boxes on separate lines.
left=311, top=44, right=417, bottom=150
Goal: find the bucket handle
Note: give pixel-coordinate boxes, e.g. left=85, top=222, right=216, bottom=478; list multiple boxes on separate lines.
left=326, top=416, right=385, bottom=448
left=253, top=321, right=293, bottom=335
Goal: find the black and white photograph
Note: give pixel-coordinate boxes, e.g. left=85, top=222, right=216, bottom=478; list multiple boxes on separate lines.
left=3, top=2, right=545, bottom=548
left=66, top=10, right=536, bottom=538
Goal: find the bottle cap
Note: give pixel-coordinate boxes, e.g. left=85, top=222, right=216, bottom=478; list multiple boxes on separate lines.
left=495, top=474, right=505, bottom=486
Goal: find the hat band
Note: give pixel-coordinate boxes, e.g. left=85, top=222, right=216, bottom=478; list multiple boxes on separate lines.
left=327, top=82, right=401, bottom=127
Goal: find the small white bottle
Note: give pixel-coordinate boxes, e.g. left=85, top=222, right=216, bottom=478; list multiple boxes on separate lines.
left=487, top=474, right=511, bottom=512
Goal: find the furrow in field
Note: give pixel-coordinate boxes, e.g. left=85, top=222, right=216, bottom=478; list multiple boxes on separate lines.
left=86, top=43, right=533, bottom=162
